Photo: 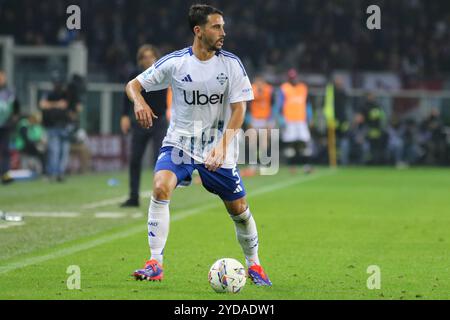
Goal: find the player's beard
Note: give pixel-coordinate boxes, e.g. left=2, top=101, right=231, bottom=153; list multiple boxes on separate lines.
left=203, top=35, right=224, bottom=52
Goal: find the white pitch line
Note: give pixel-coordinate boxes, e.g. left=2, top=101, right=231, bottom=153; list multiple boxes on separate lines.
left=81, top=195, right=128, bottom=210
left=6, top=212, right=143, bottom=219
left=0, top=222, right=26, bottom=229
left=0, top=225, right=145, bottom=274
left=0, top=170, right=335, bottom=274
left=94, top=212, right=128, bottom=219
left=9, top=212, right=81, bottom=218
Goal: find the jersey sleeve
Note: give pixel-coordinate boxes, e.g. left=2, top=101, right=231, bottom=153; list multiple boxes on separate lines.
left=136, top=61, right=172, bottom=92
left=228, top=59, right=254, bottom=104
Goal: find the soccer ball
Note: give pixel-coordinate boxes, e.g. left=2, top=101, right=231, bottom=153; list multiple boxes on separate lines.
left=208, top=258, right=246, bottom=293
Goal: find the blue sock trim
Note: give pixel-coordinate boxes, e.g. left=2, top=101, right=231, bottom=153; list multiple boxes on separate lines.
left=230, top=207, right=252, bottom=222
left=151, top=196, right=170, bottom=205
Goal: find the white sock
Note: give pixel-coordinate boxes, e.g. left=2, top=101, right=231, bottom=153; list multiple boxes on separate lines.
left=230, top=207, right=260, bottom=268
left=148, top=196, right=170, bottom=265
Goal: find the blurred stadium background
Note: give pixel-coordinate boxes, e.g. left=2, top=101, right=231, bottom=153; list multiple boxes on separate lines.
left=1, top=0, right=450, bottom=300
left=1, top=0, right=449, bottom=175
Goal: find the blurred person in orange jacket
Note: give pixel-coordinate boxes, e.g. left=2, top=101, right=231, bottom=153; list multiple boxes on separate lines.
left=274, top=69, right=313, bottom=173
left=244, top=75, right=275, bottom=175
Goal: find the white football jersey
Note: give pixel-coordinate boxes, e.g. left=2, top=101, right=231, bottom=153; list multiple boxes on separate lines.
left=136, top=47, right=254, bottom=168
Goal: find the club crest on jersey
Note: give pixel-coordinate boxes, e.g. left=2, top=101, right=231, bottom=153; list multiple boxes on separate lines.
left=216, top=73, right=228, bottom=85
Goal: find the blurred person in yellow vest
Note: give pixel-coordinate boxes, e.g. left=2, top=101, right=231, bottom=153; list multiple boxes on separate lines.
left=243, top=75, right=275, bottom=176
left=363, top=93, right=386, bottom=165
left=333, top=76, right=351, bottom=165
left=274, top=68, right=313, bottom=173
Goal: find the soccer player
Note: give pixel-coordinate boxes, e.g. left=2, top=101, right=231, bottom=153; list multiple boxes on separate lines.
left=126, top=4, right=271, bottom=286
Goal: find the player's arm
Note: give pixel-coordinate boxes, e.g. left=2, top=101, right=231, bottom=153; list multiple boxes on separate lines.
left=244, top=101, right=252, bottom=129
left=121, top=74, right=136, bottom=134
left=205, top=57, right=252, bottom=171
left=205, top=101, right=246, bottom=172
left=125, top=78, right=158, bottom=129
left=127, top=59, right=172, bottom=128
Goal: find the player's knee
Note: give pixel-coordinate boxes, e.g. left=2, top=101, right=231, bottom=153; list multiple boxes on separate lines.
left=226, top=198, right=248, bottom=216
left=153, top=181, right=172, bottom=200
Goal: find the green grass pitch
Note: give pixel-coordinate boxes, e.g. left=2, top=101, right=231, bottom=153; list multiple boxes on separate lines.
left=0, top=167, right=449, bottom=300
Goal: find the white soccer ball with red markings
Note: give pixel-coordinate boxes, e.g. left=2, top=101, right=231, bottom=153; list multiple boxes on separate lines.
left=208, top=258, right=246, bottom=293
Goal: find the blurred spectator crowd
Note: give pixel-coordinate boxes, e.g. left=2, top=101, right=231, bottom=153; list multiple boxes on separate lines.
left=316, top=80, right=450, bottom=166
left=1, top=0, right=449, bottom=179
left=244, top=75, right=450, bottom=168
left=0, top=70, right=91, bottom=183
left=1, top=0, right=450, bottom=81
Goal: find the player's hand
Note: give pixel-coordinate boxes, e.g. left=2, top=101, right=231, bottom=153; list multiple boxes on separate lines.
left=134, top=102, right=158, bottom=129
left=205, top=144, right=226, bottom=172
left=120, top=116, right=131, bottom=134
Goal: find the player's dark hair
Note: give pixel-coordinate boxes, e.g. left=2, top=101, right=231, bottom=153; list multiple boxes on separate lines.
left=188, top=4, right=223, bottom=35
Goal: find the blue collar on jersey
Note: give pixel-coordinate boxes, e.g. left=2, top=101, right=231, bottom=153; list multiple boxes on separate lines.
left=188, top=46, right=222, bottom=57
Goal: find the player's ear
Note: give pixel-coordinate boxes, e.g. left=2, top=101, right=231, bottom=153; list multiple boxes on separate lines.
left=193, top=25, right=202, bottom=38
